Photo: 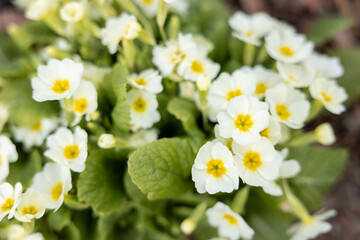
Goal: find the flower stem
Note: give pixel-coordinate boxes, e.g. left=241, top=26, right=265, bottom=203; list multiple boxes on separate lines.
left=231, top=185, right=250, bottom=214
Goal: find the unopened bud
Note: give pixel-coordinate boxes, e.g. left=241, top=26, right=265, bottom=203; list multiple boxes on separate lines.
left=180, top=219, right=195, bottom=235
left=196, top=74, right=211, bottom=91
left=315, top=123, right=336, bottom=145
left=98, top=134, right=116, bottom=149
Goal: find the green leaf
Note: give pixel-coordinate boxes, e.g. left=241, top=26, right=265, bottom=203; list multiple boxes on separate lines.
left=128, top=138, right=195, bottom=200
left=104, top=63, right=131, bottom=133
left=77, top=149, right=127, bottom=215
left=47, top=206, right=72, bottom=232
left=329, top=48, right=360, bottom=104
left=7, top=150, right=42, bottom=188
left=308, top=16, right=355, bottom=44
left=0, top=57, right=34, bottom=78
left=289, top=146, right=348, bottom=210
left=0, top=80, right=59, bottom=127
left=167, top=97, right=204, bottom=138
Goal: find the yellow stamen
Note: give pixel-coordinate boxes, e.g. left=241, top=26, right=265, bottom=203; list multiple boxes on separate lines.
left=276, top=104, right=291, bottom=120
left=133, top=97, right=147, bottom=113
left=234, top=114, right=253, bottom=132
left=31, top=122, right=42, bottom=131
left=190, top=61, right=204, bottom=73
left=1, top=198, right=14, bottom=212
left=51, top=183, right=63, bottom=201
left=52, top=80, right=70, bottom=94
left=260, top=127, right=269, bottom=138
left=73, top=98, right=88, bottom=113
left=321, top=91, right=332, bottom=103
left=255, top=83, right=267, bottom=95
left=243, top=151, right=262, bottom=171
left=279, top=46, right=294, bottom=57
left=244, top=31, right=254, bottom=38
left=223, top=214, right=238, bottom=225
left=226, top=89, right=242, bottom=101
left=142, top=0, right=153, bottom=4
left=21, top=205, right=38, bottom=216
left=134, top=78, right=146, bottom=86
left=63, top=145, right=80, bottom=159
left=206, top=159, right=227, bottom=178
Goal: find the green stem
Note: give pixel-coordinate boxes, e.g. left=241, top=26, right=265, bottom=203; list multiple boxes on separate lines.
left=243, top=43, right=256, bottom=66
left=23, top=220, right=35, bottom=233
left=157, top=0, right=168, bottom=42
left=255, top=44, right=268, bottom=64
left=285, top=131, right=317, bottom=147
left=231, top=185, right=250, bottom=214
left=306, top=100, right=324, bottom=122
left=283, top=180, right=310, bottom=221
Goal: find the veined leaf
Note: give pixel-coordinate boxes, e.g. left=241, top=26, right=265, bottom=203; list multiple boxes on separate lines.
left=128, top=138, right=195, bottom=200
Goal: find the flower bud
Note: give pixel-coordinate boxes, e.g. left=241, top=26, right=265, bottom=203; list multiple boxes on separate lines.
left=98, top=134, right=116, bottom=149
left=196, top=74, right=211, bottom=91
left=180, top=219, right=195, bottom=235
left=123, top=21, right=142, bottom=40
left=315, top=123, right=336, bottom=145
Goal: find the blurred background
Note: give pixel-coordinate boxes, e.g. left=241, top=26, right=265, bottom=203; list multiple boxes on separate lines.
left=0, top=0, right=359, bottom=239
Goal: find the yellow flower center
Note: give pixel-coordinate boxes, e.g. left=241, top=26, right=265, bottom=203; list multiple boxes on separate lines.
left=223, top=214, right=238, bottom=225
left=234, top=114, right=253, bottom=132
left=276, top=104, right=291, bottom=120
left=260, top=127, right=269, bottom=138
left=134, top=78, right=147, bottom=86
left=52, top=80, right=70, bottom=94
left=226, top=89, right=242, bottom=101
left=73, top=98, right=88, bottom=113
left=51, top=183, right=63, bottom=201
left=255, top=83, right=267, bottom=95
left=303, top=216, right=314, bottom=226
left=21, top=205, right=38, bottom=216
left=190, top=60, right=204, bottom=73
left=321, top=91, right=332, bottom=103
left=206, top=159, right=227, bottom=178
left=63, top=145, right=80, bottom=159
left=243, top=151, right=262, bottom=171
left=225, top=139, right=233, bottom=154
left=31, top=122, right=42, bottom=131
left=133, top=97, right=147, bottom=113
left=279, top=46, right=294, bottom=57
left=243, top=31, right=254, bottom=38
left=0, top=154, right=2, bottom=167
left=1, top=198, right=14, bottom=212
left=142, top=0, right=153, bottom=5
left=288, top=74, right=298, bottom=82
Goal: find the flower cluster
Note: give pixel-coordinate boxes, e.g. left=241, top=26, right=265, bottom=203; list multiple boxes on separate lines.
left=0, top=0, right=348, bottom=240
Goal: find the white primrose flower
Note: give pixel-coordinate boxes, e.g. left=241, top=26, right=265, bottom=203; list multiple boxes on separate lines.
left=101, top=13, right=142, bottom=54
left=262, top=148, right=301, bottom=196
left=129, top=129, right=158, bottom=147
left=217, top=95, right=270, bottom=146
left=60, top=1, right=85, bottom=23
left=193, top=35, right=214, bottom=54
left=0, top=103, right=9, bottom=132
left=259, top=116, right=282, bottom=145
left=315, top=123, right=336, bottom=145
left=44, top=127, right=88, bottom=172
left=25, top=0, right=58, bottom=20
left=265, top=83, right=310, bottom=129
left=206, top=202, right=254, bottom=240
left=289, top=209, right=337, bottom=240
left=127, top=90, right=160, bottom=131
left=270, top=18, right=296, bottom=34
left=152, top=33, right=197, bottom=77
left=309, top=77, right=348, bottom=115
left=241, top=65, right=282, bottom=98
left=265, top=30, right=314, bottom=64
left=0, top=182, right=22, bottom=221
left=232, top=137, right=282, bottom=187
left=31, top=58, right=83, bottom=102
left=12, top=118, right=59, bottom=151
left=98, top=134, right=116, bottom=149
left=177, top=54, right=220, bottom=82
left=0, top=136, right=18, bottom=182
left=6, top=224, right=44, bottom=240
left=129, top=69, right=163, bottom=94
left=191, top=142, right=238, bottom=194
left=14, top=189, right=45, bottom=222
left=31, top=163, right=72, bottom=211
left=207, top=70, right=256, bottom=116
left=62, top=80, right=98, bottom=125
left=277, top=62, right=314, bottom=88
left=229, top=11, right=272, bottom=46
left=134, top=0, right=158, bottom=18
left=304, top=53, right=344, bottom=79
